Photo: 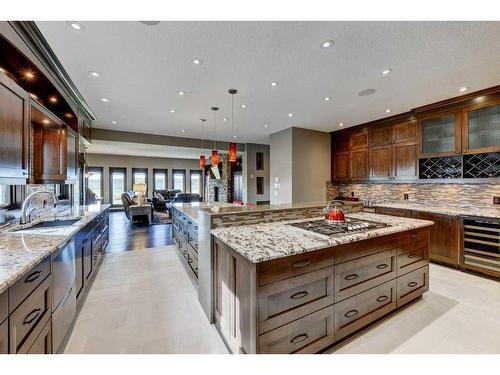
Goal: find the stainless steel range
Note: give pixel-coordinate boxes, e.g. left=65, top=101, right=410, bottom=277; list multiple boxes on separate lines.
left=288, top=217, right=390, bottom=237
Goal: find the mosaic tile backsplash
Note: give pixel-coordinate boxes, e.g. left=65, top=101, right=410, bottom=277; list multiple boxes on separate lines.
left=326, top=181, right=500, bottom=207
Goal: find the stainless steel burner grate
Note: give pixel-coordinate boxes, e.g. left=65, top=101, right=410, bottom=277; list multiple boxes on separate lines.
left=288, top=218, right=389, bottom=237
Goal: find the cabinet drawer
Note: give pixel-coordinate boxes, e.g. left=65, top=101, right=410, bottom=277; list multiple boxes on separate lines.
left=258, top=306, right=334, bottom=354
left=334, top=249, right=397, bottom=302
left=9, top=276, right=52, bottom=354
left=27, top=318, right=52, bottom=354
left=397, top=266, right=429, bottom=307
left=0, top=289, right=7, bottom=323
left=396, top=229, right=428, bottom=247
left=334, top=279, right=397, bottom=341
left=0, top=318, right=7, bottom=354
left=258, top=250, right=333, bottom=286
left=258, top=267, right=334, bottom=334
left=187, top=247, right=198, bottom=276
left=397, top=240, right=429, bottom=275
left=9, top=256, right=51, bottom=312
left=375, top=207, right=412, bottom=217
left=187, top=229, right=198, bottom=253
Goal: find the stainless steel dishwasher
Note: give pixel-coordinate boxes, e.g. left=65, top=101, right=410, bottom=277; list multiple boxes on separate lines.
left=52, top=238, right=76, bottom=353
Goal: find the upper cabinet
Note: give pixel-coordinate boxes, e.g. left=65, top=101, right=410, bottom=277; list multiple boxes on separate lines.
left=462, top=99, right=500, bottom=154
left=418, top=111, right=461, bottom=157
left=0, top=73, right=30, bottom=183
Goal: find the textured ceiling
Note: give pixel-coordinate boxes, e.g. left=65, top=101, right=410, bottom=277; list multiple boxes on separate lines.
left=37, top=21, right=500, bottom=144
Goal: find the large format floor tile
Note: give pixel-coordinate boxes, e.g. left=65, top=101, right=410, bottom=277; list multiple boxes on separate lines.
left=64, top=245, right=228, bottom=354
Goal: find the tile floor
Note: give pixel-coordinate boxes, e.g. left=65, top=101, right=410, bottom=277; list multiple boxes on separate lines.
left=65, top=245, right=500, bottom=354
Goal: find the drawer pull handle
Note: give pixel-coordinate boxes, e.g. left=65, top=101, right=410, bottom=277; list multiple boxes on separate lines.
left=290, top=334, right=309, bottom=344
left=344, top=273, right=359, bottom=281
left=344, top=309, right=359, bottom=318
left=292, top=260, right=311, bottom=268
left=290, top=291, right=309, bottom=300
left=23, top=308, right=41, bottom=325
left=407, top=281, right=418, bottom=288
left=407, top=253, right=418, bottom=259
left=376, top=295, right=389, bottom=303
left=188, top=258, right=193, bottom=264
left=25, top=271, right=42, bottom=283
left=376, top=264, right=388, bottom=270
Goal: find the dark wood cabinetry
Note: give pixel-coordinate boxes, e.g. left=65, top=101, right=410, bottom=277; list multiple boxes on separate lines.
left=171, top=207, right=199, bottom=280
left=393, top=142, right=418, bottom=179
left=350, top=149, right=369, bottom=179
left=0, top=72, right=30, bottom=183
left=333, top=151, right=349, bottom=181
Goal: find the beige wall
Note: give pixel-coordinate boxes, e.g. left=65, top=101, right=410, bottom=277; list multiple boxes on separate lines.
left=86, top=153, right=200, bottom=204
left=270, top=127, right=331, bottom=204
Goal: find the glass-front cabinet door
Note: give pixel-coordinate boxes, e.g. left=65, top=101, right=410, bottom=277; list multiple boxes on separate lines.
left=418, top=111, right=461, bottom=157
left=463, top=100, right=500, bottom=154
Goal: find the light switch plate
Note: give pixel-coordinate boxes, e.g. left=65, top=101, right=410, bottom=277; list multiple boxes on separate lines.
left=494, top=196, right=500, bottom=205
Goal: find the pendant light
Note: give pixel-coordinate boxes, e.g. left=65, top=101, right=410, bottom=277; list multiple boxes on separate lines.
left=228, top=89, right=237, bottom=162
left=199, top=118, right=206, bottom=169
left=211, top=107, right=219, bottom=166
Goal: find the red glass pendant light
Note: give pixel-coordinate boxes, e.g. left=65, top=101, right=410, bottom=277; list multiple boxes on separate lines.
left=199, top=155, right=206, bottom=169
left=199, top=118, right=206, bottom=169
left=228, top=89, right=238, bottom=162
left=211, top=107, right=219, bottom=167
left=211, top=150, right=219, bottom=166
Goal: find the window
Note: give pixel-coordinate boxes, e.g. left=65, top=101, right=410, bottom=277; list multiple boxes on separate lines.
left=86, top=167, right=103, bottom=201
left=109, top=167, right=127, bottom=205
left=153, top=169, right=168, bottom=191
left=132, top=168, right=148, bottom=187
left=190, top=170, right=202, bottom=195
left=0, top=184, right=11, bottom=207
left=172, top=169, right=186, bottom=192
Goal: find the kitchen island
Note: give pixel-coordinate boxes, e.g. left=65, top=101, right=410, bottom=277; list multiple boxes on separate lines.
left=210, top=212, right=433, bottom=354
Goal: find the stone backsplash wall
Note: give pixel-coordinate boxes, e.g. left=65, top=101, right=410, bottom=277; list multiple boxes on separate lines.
left=209, top=154, right=231, bottom=203
left=326, top=181, right=500, bottom=207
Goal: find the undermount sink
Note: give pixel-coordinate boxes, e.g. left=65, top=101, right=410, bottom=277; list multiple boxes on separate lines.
left=10, top=218, right=82, bottom=234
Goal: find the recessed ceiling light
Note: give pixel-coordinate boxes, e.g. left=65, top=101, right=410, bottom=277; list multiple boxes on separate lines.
left=170, top=109, right=176, bottom=113
left=264, top=124, right=269, bottom=128
left=240, top=104, right=247, bottom=108
left=24, top=71, right=35, bottom=79
left=49, top=96, right=58, bottom=103
left=233, top=135, right=237, bottom=139
left=29, top=93, right=38, bottom=100
left=321, top=40, right=335, bottom=49
left=177, top=90, right=185, bottom=96
left=67, top=22, right=85, bottom=31
left=0, top=67, right=6, bottom=73
left=223, top=118, right=228, bottom=122
left=381, top=68, right=392, bottom=76
left=459, top=87, right=468, bottom=92
left=192, top=58, right=203, bottom=65
left=181, top=129, right=185, bottom=133
left=64, top=113, right=73, bottom=119
left=339, top=123, right=344, bottom=127
left=88, top=71, right=101, bottom=77
left=358, top=88, right=376, bottom=97
left=42, top=119, right=50, bottom=125
left=100, top=98, right=110, bottom=103
left=271, top=82, right=279, bottom=87
left=385, top=108, right=392, bottom=113
left=288, top=113, right=293, bottom=117
left=111, top=121, right=117, bottom=124
left=324, top=96, right=332, bottom=102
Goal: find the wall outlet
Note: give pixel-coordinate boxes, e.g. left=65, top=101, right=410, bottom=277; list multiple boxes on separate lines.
left=494, top=196, right=500, bottom=205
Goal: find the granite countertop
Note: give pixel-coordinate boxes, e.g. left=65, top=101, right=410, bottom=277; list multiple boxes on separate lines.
left=374, top=201, right=500, bottom=219
left=170, top=202, right=240, bottom=222
left=211, top=212, right=433, bottom=263
left=0, top=203, right=110, bottom=294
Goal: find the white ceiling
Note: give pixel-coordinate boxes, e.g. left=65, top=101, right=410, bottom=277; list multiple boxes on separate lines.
left=86, top=140, right=233, bottom=159
left=37, top=21, right=500, bottom=144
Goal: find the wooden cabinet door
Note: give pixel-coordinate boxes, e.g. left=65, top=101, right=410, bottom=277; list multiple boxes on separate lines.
left=33, top=126, right=67, bottom=182
left=370, top=145, right=392, bottom=180
left=27, top=319, right=52, bottom=354
left=333, top=151, right=349, bottom=181
left=83, top=236, right=93, bottom=281
left=0, top=319, right=7, bottom=354
left=333, top=131, right=350, bottom=151
left=0, top=73, right=30, bottom=180
left=349, top=131, right=369, bottom=150
left=393, top=142, right=418, bottom=180
left=350, top=149, right=368, bottom=180
left=375, top=207, right=412, bottom=217
left=461, top=99, right=500, bottom=154
left=393, top=121, right=417, bottom=143
left=75, top=237, right=89, bottom=299
left=369, top=126, right=393, bottom=147
left=412, top=212, right=459, bottom=267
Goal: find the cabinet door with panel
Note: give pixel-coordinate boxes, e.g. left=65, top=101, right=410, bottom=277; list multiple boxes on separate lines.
left=349, top=131, right=369, bottom=150
left=369, top=126, right=393, bottom=147
left=350, top=149, right=369, bottom=180
left=333, top=151, right=350, bottom=181
left=393, top=142, right=418, bottom=180
left=462, top=99, right=500, bottom=154
left=418, top=111, right=461, bottom=157
left=369, top=145, right=392, bottom=180
left=0, top=318, right=7, bottom=354
left=0, top=73, right=30, bottom=181
left=393, top=121, right=417, bottom=143
left=412, top=211, right=459, bottom=267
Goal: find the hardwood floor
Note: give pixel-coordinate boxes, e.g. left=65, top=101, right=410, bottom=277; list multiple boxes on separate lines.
left=106, top=210, right=174, bottom=253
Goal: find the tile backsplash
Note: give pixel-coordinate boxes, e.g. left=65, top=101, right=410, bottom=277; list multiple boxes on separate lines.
left=326, top=181, right=500, bottom=207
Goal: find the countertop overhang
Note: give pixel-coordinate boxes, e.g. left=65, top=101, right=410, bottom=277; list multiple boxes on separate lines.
left=211, top=212, right=433, bottom=263
left=374, top=201, right=500, bottom=219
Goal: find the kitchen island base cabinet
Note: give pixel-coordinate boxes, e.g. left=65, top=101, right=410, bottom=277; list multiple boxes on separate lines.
left=213, top=227, right=430, bottom=354
left=0, top=318, right=8, bottom=354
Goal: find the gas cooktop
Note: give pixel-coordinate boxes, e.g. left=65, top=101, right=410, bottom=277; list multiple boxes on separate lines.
left=288, top=217, right=390, bottom=237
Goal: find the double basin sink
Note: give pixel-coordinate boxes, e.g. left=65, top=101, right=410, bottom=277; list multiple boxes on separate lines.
left=10, top=218, right=82, bottom=235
